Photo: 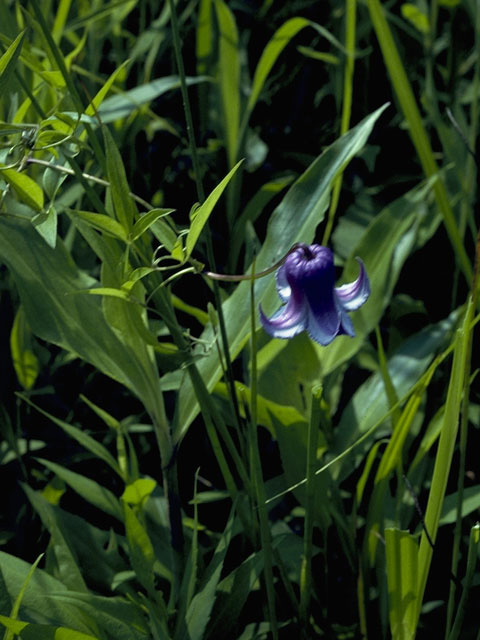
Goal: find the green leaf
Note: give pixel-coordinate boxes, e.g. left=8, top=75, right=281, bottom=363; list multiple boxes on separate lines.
left=69, top=210, right=128, bottom=241
left=122, top=478, right=156, bottom=508
left=97, top=76, right=209, bottom=123
left=331, top=308, right=460, bottom=481
left=246, top=17, right=310, bottom=115
left=32, top=205, right=58, bottom=249
left=103, top=126, right=137, bottom=232
left=315, top=177, right=443, bottom=385
left=185, top=161, right=243, bottom=259
left=0, top=219, right=163, bottom=425
left=37, top=458, right=123, bottom=521
left=439, top=485, right=480, bottom=525
left=0, top=616, right=99, bottom=640
left=10, top=306, right=39, bottom=390
left=17, top=395, right=122, bottom=478
left=23, top=486, right=87, bottom=593
left=0, top=167, right=44, bottom=211
left=0, top=30, right=26, bottom=96
left=214, top=380, right=307, bottom=436
left=176, top=105, right=389, bottom=441
left=123, top=503, right=155, bottom=594
left=131, top=208, right=175, bottom=242
left=177, top=506, right=235, bottom=640
left=401, top=3, right=430, bottom=34
left=5, top=554, right=43, bottom=640
left=214, top=0, right=240, bottom=166
left=44, top=592, right=150, bottom=640
left=85, top=60, right=130, bottom=117
left=367, top=0, right=471, bottom=281
left=0, top=552, right=93, bottom=632
left=385, top=528, right=418, bottom=640
left=246, top=17, right=344, bottom=117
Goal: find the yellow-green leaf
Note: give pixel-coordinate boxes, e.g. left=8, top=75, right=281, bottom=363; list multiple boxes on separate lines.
left=401, top=4, right=430, bottom=34
left=10, top=306, right=39, bottom=390
left=0, top=167, right=44, bottom=211
left=122, top=477, right=156, bottom=507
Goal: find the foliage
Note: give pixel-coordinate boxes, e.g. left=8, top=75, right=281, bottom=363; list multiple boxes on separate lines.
left=0, top=1, right=479, bottom=638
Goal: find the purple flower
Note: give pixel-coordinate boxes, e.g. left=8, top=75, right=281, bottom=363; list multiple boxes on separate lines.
left=259, top=243, right=370, bottom=346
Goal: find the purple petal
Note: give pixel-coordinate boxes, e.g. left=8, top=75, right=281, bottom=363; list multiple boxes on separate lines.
left=259, top=291, right=307, bottom=340
left=334, top=258, right=370, bottom=311
left=300, top=255, right=342, bottom=345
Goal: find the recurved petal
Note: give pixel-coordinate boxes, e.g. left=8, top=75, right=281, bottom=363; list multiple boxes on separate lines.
left=259, top=295, right=308, bottom=339
left=334, top=258, right=370, bottom=311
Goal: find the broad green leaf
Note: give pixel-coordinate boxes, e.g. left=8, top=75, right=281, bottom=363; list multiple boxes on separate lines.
left=0, top=167, right=44, bottom=211
left=5, top=554, right=43, bottom=640
left=0, top=616, right=99, bottom=640
left=185, top=161, right=242, bottom=259
left=176, top=105, right=389, bottom=441
left=0, top=552, right=92, bottom=632
left=45, top=592, right=150, bottom=640
left=214, top=0, right=240, bottom=166
left=385, top=528, right=418, bottom=640
left=0, top=30, right=26, bottom=96
left=0, top=219, right=164, bottom=428
left=37, top=458, right=123, bottom=521
left=10, top=306, right=39, bottom=390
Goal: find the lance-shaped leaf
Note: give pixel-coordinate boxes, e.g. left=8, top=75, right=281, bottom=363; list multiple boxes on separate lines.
left=185, top=160, right=243, bottom=260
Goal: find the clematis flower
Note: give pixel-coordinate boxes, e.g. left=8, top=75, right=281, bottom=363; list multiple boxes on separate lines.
left=259, top=243, right=370, bottom=346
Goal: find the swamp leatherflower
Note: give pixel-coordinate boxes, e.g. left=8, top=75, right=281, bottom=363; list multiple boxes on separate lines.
left=259, top=243, right=370, bottom=346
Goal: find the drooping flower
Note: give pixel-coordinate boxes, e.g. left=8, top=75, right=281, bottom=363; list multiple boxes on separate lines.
left=259, top=243, right=370, bottom=346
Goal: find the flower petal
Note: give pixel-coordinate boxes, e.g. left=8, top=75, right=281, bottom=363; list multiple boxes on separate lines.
left=275, top=263, right=291, bottom=302
left=259, top=293, right=307, bottom=339
left=304, top=292, right=342, bottom=345
left=334, top=258, right=370, bottom=311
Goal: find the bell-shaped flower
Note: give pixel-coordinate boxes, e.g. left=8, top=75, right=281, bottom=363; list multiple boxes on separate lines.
left=259, top=243, right=370, bottom=346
